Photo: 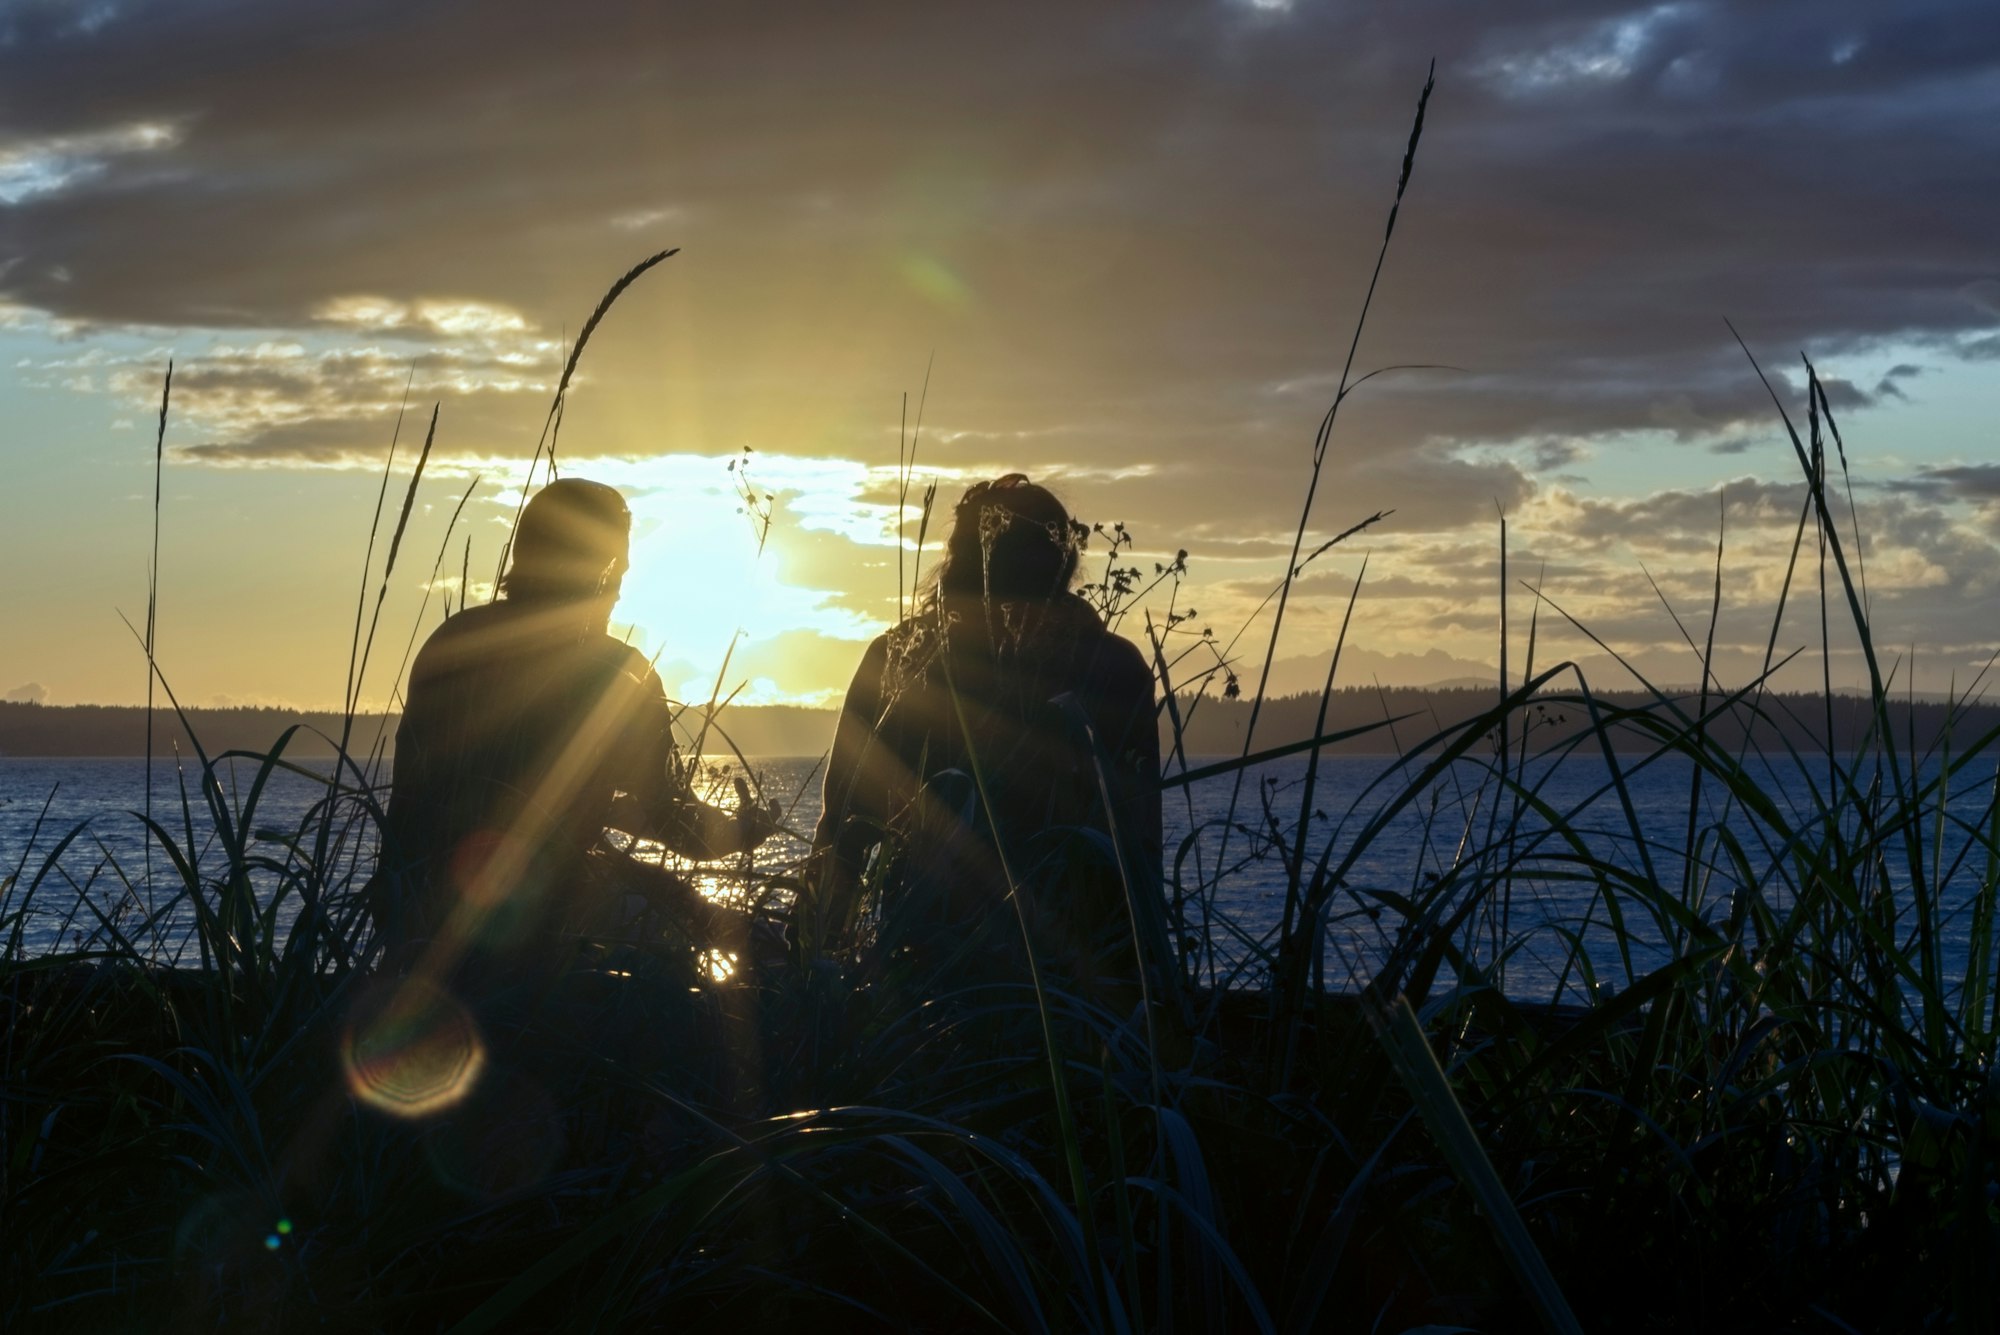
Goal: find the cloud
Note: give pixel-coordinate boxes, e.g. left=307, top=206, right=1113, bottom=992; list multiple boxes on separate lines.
left=23, top=318, right=560, bottom=467
left=4, top=682, right=50, bottom=704
left=1473, top=3, right=1703, bottom=98
left=1, top=0, right=1998, bottom=705
left=0, top=0, right=1990, bottom=468
left=0, top=117, right=181, bottom=204
left=313, top=296, right=533, bottom=340
left=1889, top=462, right=2000, bottom=502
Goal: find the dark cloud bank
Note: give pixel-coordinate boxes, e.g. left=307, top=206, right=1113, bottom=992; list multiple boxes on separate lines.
left=4, top=2, right=1996, bottom=440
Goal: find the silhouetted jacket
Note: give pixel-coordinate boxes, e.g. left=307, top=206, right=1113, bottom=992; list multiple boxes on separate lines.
left=379, top=597, right=739, bottom=949
left=812, top=591, right=1160, bottom=936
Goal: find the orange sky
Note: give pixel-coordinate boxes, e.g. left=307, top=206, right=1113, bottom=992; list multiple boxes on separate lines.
left=4, top=1, right=1999, bottom=712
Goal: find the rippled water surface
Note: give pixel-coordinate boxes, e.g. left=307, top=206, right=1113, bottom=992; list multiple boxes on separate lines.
left=5, top=749, right=1995, bottom=1002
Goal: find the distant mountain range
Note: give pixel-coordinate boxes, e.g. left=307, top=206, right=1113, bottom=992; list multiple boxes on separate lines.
left=8, top=687, right=1999, bottom=761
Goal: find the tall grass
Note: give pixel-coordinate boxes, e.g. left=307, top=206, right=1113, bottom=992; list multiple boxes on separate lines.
left=6, top=70, right=2000, bottom=1333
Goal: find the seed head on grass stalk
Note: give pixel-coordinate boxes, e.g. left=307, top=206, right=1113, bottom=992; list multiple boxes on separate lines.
left=1212, top=64, right=1434, bottom=952
left=497, top=247, right=679, bottom=583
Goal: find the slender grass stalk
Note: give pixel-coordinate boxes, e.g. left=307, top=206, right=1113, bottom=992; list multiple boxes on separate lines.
left=344, top=368, right=416, bottom=721
left=1212, top=63, right=1433, bottom=911
left=345, top=403, right=438, bottom=745
left=142, top=361, right=172, bottom=935
left=940, top=656, right=1120, bottom=1330
left=498, top=248, right=679, bottom=585
left=367, top=474, right=482, bottom=763
left=889, top=359, right=939, bottom=619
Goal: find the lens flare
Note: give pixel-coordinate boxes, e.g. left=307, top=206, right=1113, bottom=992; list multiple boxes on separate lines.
left=899, top=252, right=972, bottom=311
left=341, top=979, right=486, bottom=1118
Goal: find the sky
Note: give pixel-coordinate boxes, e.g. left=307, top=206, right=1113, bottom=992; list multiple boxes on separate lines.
left=2, top=0, right=1998, bottom=714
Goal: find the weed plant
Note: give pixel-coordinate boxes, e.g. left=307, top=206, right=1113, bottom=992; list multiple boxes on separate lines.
left=5, top=70, right=1998, bottom=1333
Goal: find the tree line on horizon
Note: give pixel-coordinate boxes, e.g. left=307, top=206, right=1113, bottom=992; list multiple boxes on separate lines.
left=6, top=686, right=1996, bottom=760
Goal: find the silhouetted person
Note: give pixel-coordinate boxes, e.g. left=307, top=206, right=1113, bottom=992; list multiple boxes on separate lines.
left=809, top=475, right=1161, bottom=979
left=375, top=478, right=776, bottom=991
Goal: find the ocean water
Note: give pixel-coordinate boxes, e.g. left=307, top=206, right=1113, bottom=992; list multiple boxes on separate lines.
left=4, top=749, right=1996, bottom=1003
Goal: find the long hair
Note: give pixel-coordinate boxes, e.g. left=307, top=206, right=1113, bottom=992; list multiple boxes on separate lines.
left=931, top=474, right=1081, bottom=602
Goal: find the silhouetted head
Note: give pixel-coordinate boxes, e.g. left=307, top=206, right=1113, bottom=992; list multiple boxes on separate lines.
left=501, top=478, right=631, bottom=604
left=934, top=474, right=1081, bottom=600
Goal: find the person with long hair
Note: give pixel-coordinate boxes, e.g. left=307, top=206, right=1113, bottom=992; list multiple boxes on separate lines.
left=808, top=474, right=1161, bottom=979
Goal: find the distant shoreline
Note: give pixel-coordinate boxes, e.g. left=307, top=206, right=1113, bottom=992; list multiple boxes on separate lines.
left=0, top=701, right=842, bottom=759
left=8, top=688, right=1998, bottom=759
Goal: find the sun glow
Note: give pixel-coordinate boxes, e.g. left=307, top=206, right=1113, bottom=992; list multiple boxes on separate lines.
left=584, top=453, right=886, bottom=703
left=619, top=518, right=823, bottom=665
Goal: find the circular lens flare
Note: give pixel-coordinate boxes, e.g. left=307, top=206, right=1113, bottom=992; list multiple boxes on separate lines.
left=342, top=979, right=486, bottom=1118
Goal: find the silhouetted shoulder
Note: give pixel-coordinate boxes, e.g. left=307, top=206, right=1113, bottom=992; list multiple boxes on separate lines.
left=1092, top=626, right=1151, bottom=680
left=840, top=633, right=894, bottom=716
left=409, top=602, right=651, bottom=690
left=407, top=602, right=520, bottom=683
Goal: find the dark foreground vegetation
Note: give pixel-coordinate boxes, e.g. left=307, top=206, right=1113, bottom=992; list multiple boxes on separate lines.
left=8, top=72, right=2000, bottom=1333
